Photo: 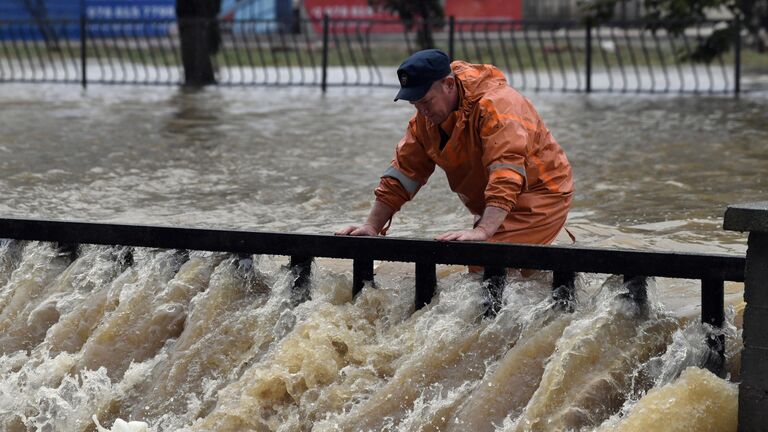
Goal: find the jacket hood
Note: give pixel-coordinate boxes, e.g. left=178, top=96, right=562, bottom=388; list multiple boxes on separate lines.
left=451, top=61, right=509, bottom=116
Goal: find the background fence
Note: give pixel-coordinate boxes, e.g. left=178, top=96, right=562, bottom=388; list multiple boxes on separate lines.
left=0, top=16, right=752, bottom=94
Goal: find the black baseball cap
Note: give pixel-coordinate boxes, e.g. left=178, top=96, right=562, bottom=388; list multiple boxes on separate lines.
left=394, top=49, right=451, bottom=102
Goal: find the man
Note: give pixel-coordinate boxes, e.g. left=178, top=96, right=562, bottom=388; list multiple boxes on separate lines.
left=336, top=49, right=573, bottom=254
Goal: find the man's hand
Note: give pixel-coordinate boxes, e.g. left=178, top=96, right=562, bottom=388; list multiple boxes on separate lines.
left=437, top=206, right=508, bottom=242
left=435, top=226, right=491, bottom=242
left=336, top=201, right=395, bottom=237
left=335, top=224, right=379, bottom=236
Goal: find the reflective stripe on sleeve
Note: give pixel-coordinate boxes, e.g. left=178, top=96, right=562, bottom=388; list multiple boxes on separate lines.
left=488, top=163, right=526, bottom=182
left=382, top=165, right=420, bottom=195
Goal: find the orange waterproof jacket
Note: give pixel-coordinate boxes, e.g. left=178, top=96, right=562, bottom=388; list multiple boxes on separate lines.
left=375, top=61, right=573, bottom=244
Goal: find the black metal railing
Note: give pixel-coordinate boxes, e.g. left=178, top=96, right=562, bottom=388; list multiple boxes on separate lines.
left=724, top=202, right=768, bottom=430
left=0, top=216, right=746, bottom=370
left=0, top=16, right=749, bottom=94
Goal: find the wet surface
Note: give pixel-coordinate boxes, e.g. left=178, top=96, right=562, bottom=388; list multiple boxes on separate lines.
left=0, top=84, right=765, bottom=253
left=0, top=83, right=763, bottom=430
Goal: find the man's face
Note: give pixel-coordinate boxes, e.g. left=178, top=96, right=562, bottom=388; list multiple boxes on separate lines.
left=410, top=78, right=456, bottom=126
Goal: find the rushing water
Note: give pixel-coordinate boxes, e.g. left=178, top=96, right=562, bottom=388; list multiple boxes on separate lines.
left=0, top=82, right=765, bottom=431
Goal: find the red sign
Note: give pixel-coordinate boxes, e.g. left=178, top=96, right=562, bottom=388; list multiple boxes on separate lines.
left=303, top=0, right=523, bottom=33
left=445, top=0, right=522, bottom=20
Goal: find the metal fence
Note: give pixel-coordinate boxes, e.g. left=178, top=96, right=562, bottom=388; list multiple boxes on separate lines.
left=0, top=16, right=747, bottom=94
left=0, top=216, right=747, bottom=369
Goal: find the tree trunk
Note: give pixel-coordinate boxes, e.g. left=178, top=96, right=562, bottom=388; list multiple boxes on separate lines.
left=416, top=20, right=435, bottom=49
left=176, top=0, right=221, bottom=87
left=416, top=2, right=435, bottom=50
left=178, top=19, right=215, bottom=86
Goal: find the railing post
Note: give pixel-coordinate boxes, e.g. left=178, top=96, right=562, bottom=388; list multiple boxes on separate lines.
left=448, top=16, right=455, bottom=60
left=352, top=258, right=373, bottom=297
left=57, top=242, right=78, bottom=261
left=483, top=266, right=506, bottom=317
left=701, top=277, right=725, bottom=374
left=415, top=260, right=436, bottom=310
left=553, top=271, right=576, bottom=311
left=585, top=20, right=592, bottom=93
left=724, top=202, right=768, bottom=432
left=734, top=14, right=741, bottom=97
left=623, top=275, right=647, bottom=304
left=290, top=255, right=313, bottom=305
left=321, top=14, right=329, bottom=93
left=80, top=0, right=87, bottom=89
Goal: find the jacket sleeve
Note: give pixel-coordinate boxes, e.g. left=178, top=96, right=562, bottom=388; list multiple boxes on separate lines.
left=374, top=116, right=436, bottom=212
left=478, top=98, right=532, bottom=212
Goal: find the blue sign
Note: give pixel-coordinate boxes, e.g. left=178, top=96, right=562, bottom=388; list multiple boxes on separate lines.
left=85, top=0, right=176, bottom=37
left=0, top=0, right=80, bottom=20
left=0, top=0, right=175, bottom=39
left=221, top=0, right=293, bottom=33
left=0, top=0, right=294, bottom=40
left=86, top=0, right=176, bottom=21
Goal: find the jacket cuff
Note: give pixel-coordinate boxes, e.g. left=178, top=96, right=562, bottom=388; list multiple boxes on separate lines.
left=485, top=200, right=513, bottom=213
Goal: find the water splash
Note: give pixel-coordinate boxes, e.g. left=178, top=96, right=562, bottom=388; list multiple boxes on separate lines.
left=0, top=243, right=744, bottom=432
left=93, top=415, right=149, bottom=432
left=596, top=367, right=737, bottom=432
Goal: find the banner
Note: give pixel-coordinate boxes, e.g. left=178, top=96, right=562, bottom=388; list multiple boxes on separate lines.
left=86, top=0, right=175, bottom=21
left=445, top=0, right=522, bottom=20
left=303, top=0, right=523, bottom=34
left=0, top=0, right=175, bottom=39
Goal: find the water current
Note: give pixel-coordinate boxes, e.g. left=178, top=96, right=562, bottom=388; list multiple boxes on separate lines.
left=0, top=83, right=766, bottom=431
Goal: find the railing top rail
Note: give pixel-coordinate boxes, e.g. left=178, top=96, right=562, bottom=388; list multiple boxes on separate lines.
left=724, top=202, right=768, bottom=233
left=0, top=217, right=745, bottom=282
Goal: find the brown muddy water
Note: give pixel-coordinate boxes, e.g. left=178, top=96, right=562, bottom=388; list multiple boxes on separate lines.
left=0, top=83, right=766, bottom=431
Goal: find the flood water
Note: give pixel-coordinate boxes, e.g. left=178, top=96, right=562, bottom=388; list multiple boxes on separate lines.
left=0, top=82, right=766, bottom=431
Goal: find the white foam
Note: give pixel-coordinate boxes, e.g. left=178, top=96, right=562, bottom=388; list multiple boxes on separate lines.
left=93, top=415, right=150, bottom=432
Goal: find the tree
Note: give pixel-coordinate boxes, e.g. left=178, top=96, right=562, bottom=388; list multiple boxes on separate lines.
left=176, top=0, right=222, bottom=86
left=579, top=0, right=767, bottom=61
left=368, top=0, right=444, bottom=50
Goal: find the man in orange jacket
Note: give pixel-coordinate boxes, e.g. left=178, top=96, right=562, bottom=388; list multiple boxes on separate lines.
left=337, top=49, right=573, bottom=250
